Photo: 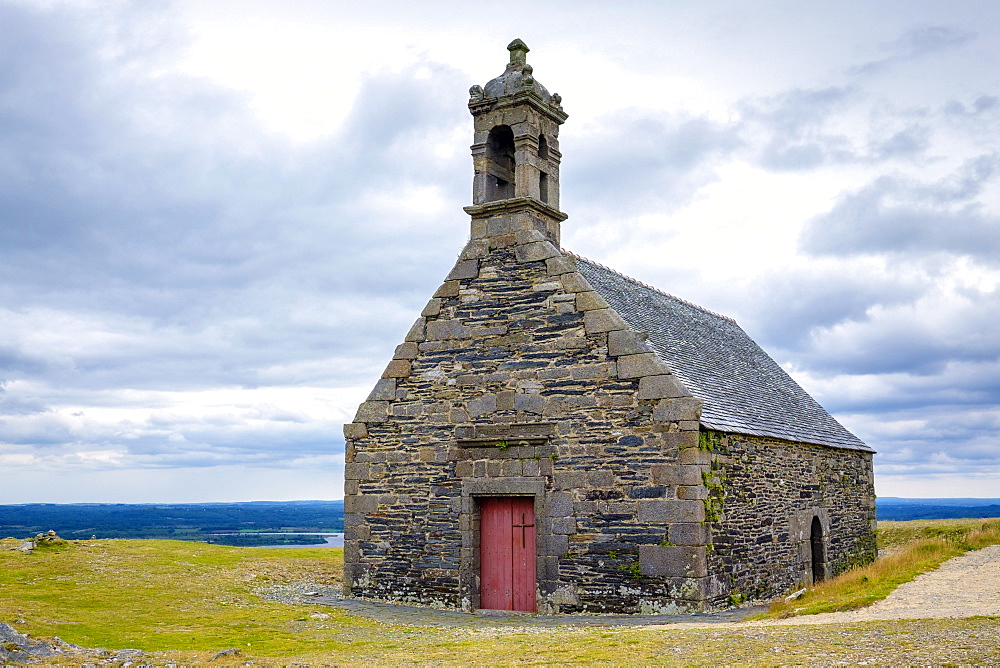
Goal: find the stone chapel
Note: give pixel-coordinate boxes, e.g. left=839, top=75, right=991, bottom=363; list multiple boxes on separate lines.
left=342, top=39, right=877, bottom=614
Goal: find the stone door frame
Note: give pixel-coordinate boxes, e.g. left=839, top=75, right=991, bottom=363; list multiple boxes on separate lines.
left=792, top=507, right=830, bottom=586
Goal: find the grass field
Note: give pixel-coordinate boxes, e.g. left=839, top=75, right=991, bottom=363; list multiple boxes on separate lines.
left=2, top=520, right=1000, bottom=665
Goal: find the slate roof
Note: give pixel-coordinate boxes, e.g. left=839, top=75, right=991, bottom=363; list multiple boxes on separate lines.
left=574, top=254, right=872, bottom=452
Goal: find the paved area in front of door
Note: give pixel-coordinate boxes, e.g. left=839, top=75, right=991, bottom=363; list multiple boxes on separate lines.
left=309, top=593, right=765, bottom=628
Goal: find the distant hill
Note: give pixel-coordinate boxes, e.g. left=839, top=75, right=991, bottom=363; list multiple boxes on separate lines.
left=877, top=497, right=1000, bottom=521
left=0, top=500, right=344, bottom=545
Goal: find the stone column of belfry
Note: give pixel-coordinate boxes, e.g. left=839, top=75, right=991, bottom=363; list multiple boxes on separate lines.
left=465, top=38, right=568, bottom=248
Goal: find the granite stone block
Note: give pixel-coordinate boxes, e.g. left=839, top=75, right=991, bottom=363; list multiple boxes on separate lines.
left=617, top=353, right=664, bottom=379
left=653, top=397, right=703, bottom=422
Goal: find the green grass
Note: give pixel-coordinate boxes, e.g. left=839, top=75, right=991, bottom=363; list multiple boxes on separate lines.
left=2, top=527, right=1000, bottom=665
left=760, top=517, right=1000, bottom=619
left=0, top=537, right=364, bottom=662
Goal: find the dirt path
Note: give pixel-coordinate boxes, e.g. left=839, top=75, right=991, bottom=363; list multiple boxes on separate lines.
left=666, top=544, right=1000, bottom=629
left=755, top=543, right=1000, bottom=625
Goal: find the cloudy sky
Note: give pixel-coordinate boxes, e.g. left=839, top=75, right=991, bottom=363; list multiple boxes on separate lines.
left=1, top=0, right=998, bottom=503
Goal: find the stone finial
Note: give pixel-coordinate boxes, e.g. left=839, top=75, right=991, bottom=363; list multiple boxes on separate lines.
left=469, top=84, right=484, bottom=102
left=508, top=38, right=529, bottom=66
left=522, top=64, right=534, bottom=88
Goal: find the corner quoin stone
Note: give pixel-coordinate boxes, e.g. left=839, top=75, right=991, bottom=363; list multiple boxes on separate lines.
left=638, top=374, right=687, bottom=400
left=617, top=353, right=665, bottom=379
left=343, top=422, right=368, bottom=440
left=653, top=397, right=703, bottom=422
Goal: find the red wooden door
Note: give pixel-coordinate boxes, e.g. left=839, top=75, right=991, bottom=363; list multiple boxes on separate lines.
left=479, top=496, right=536, bottom=611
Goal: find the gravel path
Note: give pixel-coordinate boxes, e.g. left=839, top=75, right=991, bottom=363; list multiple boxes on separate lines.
left=306, top=592, right=765, bottom=628
left=308, top=545, right=1000, bottom=629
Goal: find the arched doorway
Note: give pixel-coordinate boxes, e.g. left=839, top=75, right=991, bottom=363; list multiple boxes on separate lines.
left=810, top=516, right=825, bottom=584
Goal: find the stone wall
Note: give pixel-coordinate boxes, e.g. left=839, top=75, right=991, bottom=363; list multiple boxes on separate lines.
left=344, top=212, right=710, bottom=614
left=705, top=431, right=877, bottom=604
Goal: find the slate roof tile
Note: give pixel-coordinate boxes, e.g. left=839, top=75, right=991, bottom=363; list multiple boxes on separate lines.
left=573, top=254, right=872, bottom=452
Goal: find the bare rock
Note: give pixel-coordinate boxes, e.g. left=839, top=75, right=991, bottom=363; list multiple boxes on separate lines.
left=210, top=648, right=241, bottom=661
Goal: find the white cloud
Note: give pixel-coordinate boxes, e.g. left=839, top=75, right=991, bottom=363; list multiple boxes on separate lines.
left=1, top=0, right=999, bottom=501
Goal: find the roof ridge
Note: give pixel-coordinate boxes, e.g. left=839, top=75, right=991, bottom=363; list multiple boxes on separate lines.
left=563, top=250, right=737, bottom=324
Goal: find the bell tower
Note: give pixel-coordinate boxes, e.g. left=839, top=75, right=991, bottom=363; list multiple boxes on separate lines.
left=464, top=39, right=568, bottom=246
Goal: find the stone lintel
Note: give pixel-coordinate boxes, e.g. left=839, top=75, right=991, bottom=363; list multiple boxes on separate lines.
left=455, top=422, right=556, bottom=440
left=461, top=476, right=546, bottom=497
